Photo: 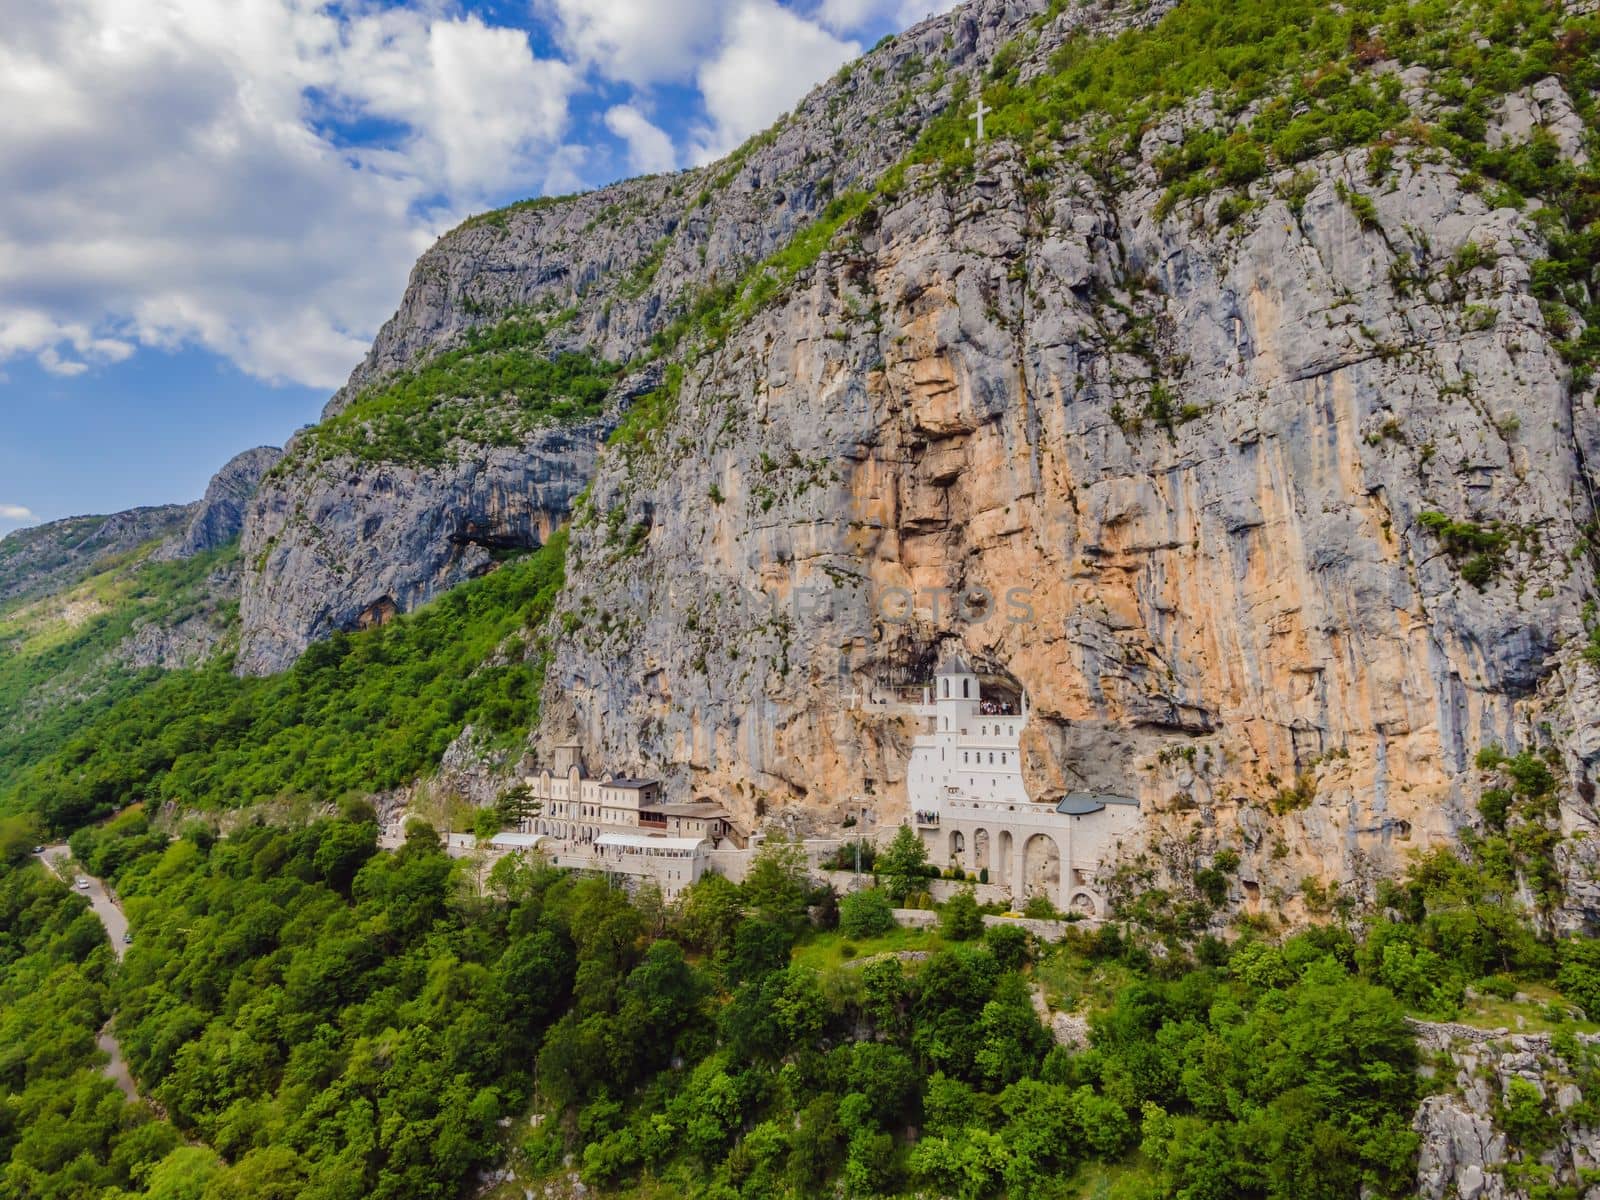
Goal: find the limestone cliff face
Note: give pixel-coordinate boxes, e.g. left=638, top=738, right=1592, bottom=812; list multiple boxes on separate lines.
left=544, top=96, right=1598, bottom=916
left=235, top=0, right=1173, bottom=675
left=324, top=0, right=1140, bottom=411
left=239, top=420, right=610, bottom=669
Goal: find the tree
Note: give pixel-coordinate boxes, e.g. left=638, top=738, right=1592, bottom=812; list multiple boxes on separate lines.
left=1558, top=938, right=1600, bottom=1017
left=742, top=834, right=811, bottom=930
left=675, top=872, right=744, bottom=955
left=141, top=1146, right=223, bottom=1200
left=839, top=888, right=896, bottom=939
left=0, top=815, right=42, bottom=866
left=311, top=818, right=377, bottom=893
left=879, top=825, right=931, bottom=903
left=985, top=923, right=1031, bottom=970
left=974, top=975, right=1052, bottom=1087
left=942, top=888, right=983, bottom=940
left=496, top=783, right=542, bottom=828
left=726, top=919, right=794, bottom=986
left=471, top=808, right=501, bottom=841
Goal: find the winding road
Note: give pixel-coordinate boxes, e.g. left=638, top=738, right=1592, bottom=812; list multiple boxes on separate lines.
left=37, top=845, right=139, bottom=1102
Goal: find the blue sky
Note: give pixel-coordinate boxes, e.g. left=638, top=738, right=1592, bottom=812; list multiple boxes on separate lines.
left=0, top=0, right=952, bottom=534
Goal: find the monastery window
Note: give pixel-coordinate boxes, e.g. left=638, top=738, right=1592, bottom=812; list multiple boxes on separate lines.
left=962, top=679, right=970, bottom=698
left=988, top=752, right=994, bottom=764
left=942, top=679, right=949, bottom=698
left=963, top=752, right=969, bottom=764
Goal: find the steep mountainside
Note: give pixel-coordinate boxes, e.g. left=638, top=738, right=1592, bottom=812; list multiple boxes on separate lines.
left=0, top=448, right=280, bottom=793
left=541, top=1, right=1600, bottom=928
left=225, top=0, right=1600, bottom=927
left=6, top=3, right=1600, bottom=1197
left=0, top=505, right=194, bottom=605
left=237, top=0, right=1170, bottom=673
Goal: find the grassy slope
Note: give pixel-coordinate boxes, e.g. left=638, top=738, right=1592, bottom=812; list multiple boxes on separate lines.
left=0, top=541, right=238, bottom=795
left=285, top=315, right=622, bottom=469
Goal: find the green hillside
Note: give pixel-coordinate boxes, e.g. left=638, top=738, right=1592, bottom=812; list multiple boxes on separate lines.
left=3, top=532, right=567, bottom=833
left=0, top=541, right=238, bottom=796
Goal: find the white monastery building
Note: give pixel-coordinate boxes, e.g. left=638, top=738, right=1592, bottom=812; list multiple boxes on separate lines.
left=899, top=654, right=1139, bottom=917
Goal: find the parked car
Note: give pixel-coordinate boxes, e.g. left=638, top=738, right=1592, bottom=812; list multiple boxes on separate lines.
left=75, top=878, right=91, bottom=890
left=32, top=845, right=44, bottom=854
left=122, top=932, right=133, bottom=944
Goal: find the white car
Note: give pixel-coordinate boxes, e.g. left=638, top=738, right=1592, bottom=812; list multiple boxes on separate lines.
left=75, top=878, right=91, bottom=890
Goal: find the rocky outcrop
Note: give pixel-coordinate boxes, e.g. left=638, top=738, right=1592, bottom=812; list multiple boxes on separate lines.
left=161, top=446, right=281, bottom=561
left=1413, top=1020, right=1600, bottom=1200
left=327, top=0, right=1152, bottom=411
left=0, top=506, right=195, bottom=606
left=225, top=0, right=1598, bottom=914
left=238, top=422, right=606, bottom=673
left=117, top=557, right=244, bottom=670
left=544, top=88, right=1597, bottom=903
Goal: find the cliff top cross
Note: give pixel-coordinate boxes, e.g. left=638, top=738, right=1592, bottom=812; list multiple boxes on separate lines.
left=970, top=98, right=992, bottom=143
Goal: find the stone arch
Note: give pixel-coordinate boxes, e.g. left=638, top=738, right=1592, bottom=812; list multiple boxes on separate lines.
left=948, top=829, right=965, bottom=863
left=1022, top=833, right=1061, bottom=900
left=996, top=830, right=1013, bottom=886
left=1068, top=891, right=1098, bottom=919
left=973, top=828, right=990, bottom=875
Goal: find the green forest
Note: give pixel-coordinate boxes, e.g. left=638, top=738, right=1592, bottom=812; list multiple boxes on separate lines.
left=5, top=815, right=1600, bottom=1200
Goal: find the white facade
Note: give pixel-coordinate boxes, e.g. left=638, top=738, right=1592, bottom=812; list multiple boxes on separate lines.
left=907, top=657, right=1029, bottom=809
left=904, top=656, right=1140, bottom=917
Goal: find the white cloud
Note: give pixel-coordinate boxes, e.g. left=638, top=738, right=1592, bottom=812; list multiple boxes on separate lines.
left=692, top=1, right=859, bottom=162
left=893, top=0, right=962, bottom=26
left=0, top=0, right=945, bottom=396
left=0, top=0, right=578, bottom=390
left=605, top=105, right=679, bottom=175
left=814, top=0, right=892, bottom=32
left=0, top=505, right=37, bottom=522
left=538, top=0, right=733, bottom=86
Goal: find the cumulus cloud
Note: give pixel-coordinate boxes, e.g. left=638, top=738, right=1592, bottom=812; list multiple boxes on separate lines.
left=0, top=0, right=942, bottom=394
left=0, top=0, right=577, bottom=390
left=692, top=1, right=859, bottom=162
left=538, top=0, right=732, bottom=86
left=0, top=505, right=37, bottom=522
left=605, top=105, right=680, bottom=175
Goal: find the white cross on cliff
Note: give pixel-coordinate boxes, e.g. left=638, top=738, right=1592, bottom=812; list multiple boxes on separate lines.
left=969, top=98, right=992, bottom=144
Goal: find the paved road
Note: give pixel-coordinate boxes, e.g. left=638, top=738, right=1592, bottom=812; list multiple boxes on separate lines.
left=37, top=845, right=140, bottom=1102
left=38, top=844, right=129, bottom=959
left=95, top=1026, right=139, bottom=1102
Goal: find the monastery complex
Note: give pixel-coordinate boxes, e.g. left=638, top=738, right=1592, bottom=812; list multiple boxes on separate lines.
left=506, top=655, right=1139, bottom=914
